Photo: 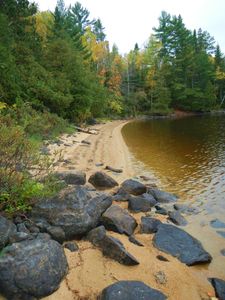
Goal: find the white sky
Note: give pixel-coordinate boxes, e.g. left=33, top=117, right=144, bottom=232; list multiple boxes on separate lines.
left=35, top=0, right=225, bottom=54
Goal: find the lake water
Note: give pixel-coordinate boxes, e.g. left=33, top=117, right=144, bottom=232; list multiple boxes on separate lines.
left=122, top=115, right=225, bottom=277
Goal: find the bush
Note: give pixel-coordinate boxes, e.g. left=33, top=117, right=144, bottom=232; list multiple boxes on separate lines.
left=0, top=117, right=62, bottom=214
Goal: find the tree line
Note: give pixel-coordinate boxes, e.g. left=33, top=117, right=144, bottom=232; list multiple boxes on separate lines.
left=0, top=1, right=225, bottom=122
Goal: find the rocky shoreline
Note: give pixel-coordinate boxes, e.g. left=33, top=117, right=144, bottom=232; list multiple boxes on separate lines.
left=0, top=171, right=225, bottom=299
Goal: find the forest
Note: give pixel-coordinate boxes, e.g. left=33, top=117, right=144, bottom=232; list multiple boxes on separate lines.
left=0, top=0, right=225, bottom=123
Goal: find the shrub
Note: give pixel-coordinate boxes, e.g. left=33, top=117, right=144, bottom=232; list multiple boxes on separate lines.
left=0, top=117, right=62, bottom=214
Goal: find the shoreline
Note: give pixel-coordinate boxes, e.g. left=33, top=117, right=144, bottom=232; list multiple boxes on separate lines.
left=43, top=120, right=216, bottom=300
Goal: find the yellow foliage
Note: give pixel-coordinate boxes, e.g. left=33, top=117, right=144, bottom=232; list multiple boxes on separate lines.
left=35, top=12, right=54, bottom=43
left=216, top=67, right=225, bottom=80
left=0, top=102, right=7, bottom=110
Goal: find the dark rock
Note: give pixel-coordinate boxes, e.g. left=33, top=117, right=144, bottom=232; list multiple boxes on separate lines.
left=155, top=205, right=168, bottom=215
left=210, top=219, right=225, bottom=229
left=112, top=188, right=130, bottom=202
left=32, top=218, right=51, bottom=232
left=17, top=222, right=30, bottom=234
left=210, top=278, right=225, bottom=300
left=0, top=216, right=17, bottom=250
left=81, top=140, right=91, bottom=145
left=148, top=188, right=178, bottom=203
left=101, top=205, right=137, bottom=236
left=47, top=226, right=66, bottom=244
left=87, top=226, right=139, bottom=265
left=156, top=255, right=169, bottom=262
left=55, top=170, right=86, bottom=185
left=216, top=231, right=225, bottom=238
left=128, top=235, right=144, bottom=247
left=32, top=186, right=112, bottom=239
left=13, top=216, right=23, bottom=224
left=121, top=179, right=147, bottom=196
left=142, top=193, right=157, bottom=205
left=28, top=225, right=40, bottom=234
left=128, top=195, right=155, bottom=212
left=88, top=171, right=118, bottom=189
left=9, top=232, right=30, bottom=244
left=140, top=217, right=162, bottom=234
left=173, top=204, right=199, bottom=215
left=0, top=238, right=68, bottom=300
left=64, top=242, right=79, bottom=252
left=220, top=248, right=225, bottom=256
left=168, top=211, right=188, bottom=226
left=99, top=281, right=167, bottom=300
left=153, top=224, right=212, bottom=266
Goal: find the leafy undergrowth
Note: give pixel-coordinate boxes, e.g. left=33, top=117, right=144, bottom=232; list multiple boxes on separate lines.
left=0, top=102, right=70, bottom=214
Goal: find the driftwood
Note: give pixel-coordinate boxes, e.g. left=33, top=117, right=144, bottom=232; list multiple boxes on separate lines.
left=75, top=126, right=98, bottom=135
left=105, top=165, right=123, bottom=173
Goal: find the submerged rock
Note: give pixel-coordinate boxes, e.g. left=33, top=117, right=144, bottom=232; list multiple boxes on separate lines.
left=153, top=224, right=212, bottom=266
left=0, top=216, right=17, bottom=250
left=210, top=219, right=225, bottom=229
left=210, top=278, right=225, bottom=300
left=101, top=205, right=137, bottom=236
left=0, top=239, right=68, bottom=300
left=31, top=186, right=112, bottom=239
left=87, top=226, right=139, bottom=265
left=99, top=281, right=167, bottom=300
left=168, top=210, right=188, bottom=226
left=88, top=171, right=118, bottom=189
left=148, top=188, right=178, bottom=203
left=121, top=179, right=147, bottom=196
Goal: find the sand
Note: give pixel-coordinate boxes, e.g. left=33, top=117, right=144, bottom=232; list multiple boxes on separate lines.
left=0, top=120, right=217, bottom=300
left=43, top=120, right=215, bottom=300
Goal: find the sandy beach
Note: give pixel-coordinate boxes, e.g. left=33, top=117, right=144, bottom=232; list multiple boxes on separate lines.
left=40, top=120, right=216, bottom=300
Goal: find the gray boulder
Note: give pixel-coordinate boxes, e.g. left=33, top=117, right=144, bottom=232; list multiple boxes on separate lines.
left=0, top=238, right=68, bottom=300
left=168, top=211, right=188, bottom=226
left=0, top=216, right=17, bottom=250
left=101, top=205, right=137, bottom=236
left=55, top=170, right=86, bottom=185
left=9, top=232, right=30, bottom=244
left=155, top=205, right=168, bottom=215
left=31, top=186, right=112, bottom=239
left=140, top=217, right=162, bottom=234
left=128, top=194, right=155, bottom=212
left=210, top=278, right=225, bottom=300
left=121, top=179, right=146, bottom=196
left=99, top=281, right=167, bottom=300
left=112, top=187, right=130, bottom=202
left=148, top=188, right=178, bottom=203
left=46, top=226, right=66, bottom=244
left=64, top=242, right=79, bottom=252
left=153, top=224, right=212, bottom=266
left=88, top=171, right=118, bottom=189
left=87, top=226, right=139, bottom=265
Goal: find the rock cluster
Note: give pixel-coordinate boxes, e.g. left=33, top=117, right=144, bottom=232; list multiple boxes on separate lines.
left=0, top=171, right=216, bottom=299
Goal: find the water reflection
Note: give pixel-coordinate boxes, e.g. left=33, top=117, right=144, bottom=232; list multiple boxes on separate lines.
left=122, top=115, right=225, bottom=211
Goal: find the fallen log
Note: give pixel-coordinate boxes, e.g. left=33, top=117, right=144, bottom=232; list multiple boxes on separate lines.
left=75, top=126, right=98, bottom=135
left=105, top=165, right=123, bottom=173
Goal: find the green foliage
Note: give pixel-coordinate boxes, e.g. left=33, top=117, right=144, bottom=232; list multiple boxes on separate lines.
left=0, top=115, right=63, bottom=214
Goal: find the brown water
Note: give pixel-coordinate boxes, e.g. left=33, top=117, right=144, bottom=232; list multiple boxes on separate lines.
left=122, top=115, right=225, bottom=278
